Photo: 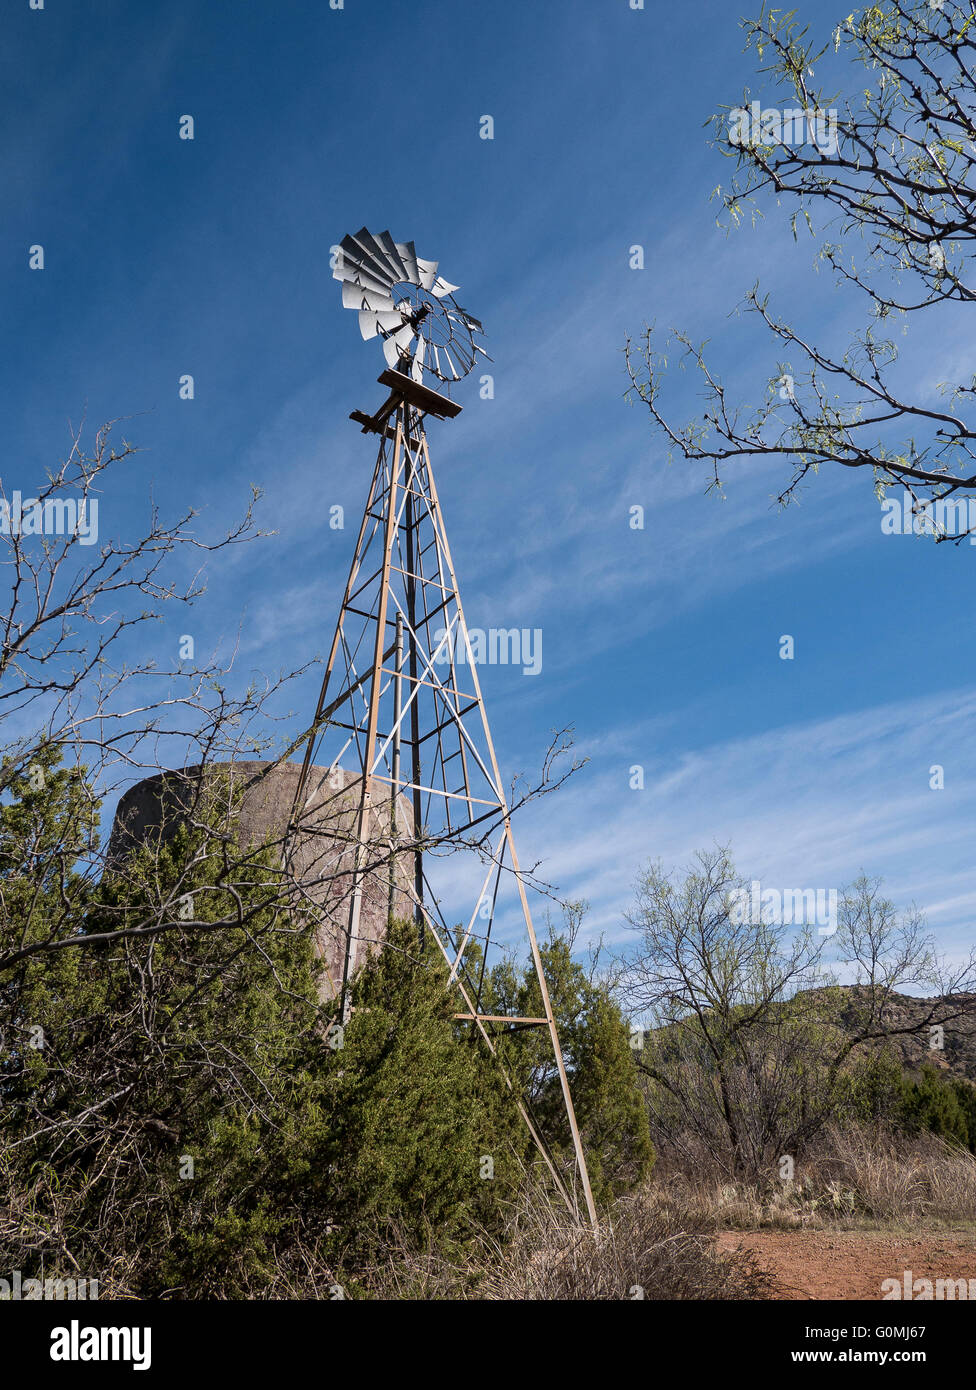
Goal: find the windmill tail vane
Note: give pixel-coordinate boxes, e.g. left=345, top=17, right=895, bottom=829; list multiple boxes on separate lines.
left=289, top=227, right=597, bottom=1229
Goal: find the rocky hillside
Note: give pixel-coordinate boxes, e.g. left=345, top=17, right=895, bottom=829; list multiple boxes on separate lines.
left=825, top=987, right=976, bottom=1083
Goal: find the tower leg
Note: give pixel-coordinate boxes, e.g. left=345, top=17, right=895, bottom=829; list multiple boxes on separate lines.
left=339, top=414, right=404, bottom=1023
left=418, top=432, right=599, bottom=1230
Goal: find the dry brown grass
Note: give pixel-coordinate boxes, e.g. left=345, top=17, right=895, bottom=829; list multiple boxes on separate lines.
left=353, top=1182, right=775, bottom=1300
left=651, top=1125, right=976, bottom=1231
left=478, top=1185, right=774, bottom=1300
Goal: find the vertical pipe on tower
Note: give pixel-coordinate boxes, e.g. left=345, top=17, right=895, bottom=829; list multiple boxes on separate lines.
left=403, top=403, right=425, bottom=946
left=388, top=610, right=403, bottom=921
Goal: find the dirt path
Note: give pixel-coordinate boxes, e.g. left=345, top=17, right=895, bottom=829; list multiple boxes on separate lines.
left=717, top=1228, right=976, bottom=1300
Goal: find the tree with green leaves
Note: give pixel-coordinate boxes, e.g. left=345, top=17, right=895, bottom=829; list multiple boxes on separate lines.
left=1, top=755, right=326, bottom=1295
left=485, top=918, right=655, bottom=1205
left=2, top=757, right=652, bottom=1296
left=899, top=1064, right=976, bottom=1149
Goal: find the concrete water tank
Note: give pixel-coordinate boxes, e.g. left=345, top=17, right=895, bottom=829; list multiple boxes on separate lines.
left=107, top=760, right=414, bottom=1000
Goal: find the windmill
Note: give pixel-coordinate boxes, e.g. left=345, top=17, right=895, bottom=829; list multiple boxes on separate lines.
left=290, top=227, right=597, bottom=1228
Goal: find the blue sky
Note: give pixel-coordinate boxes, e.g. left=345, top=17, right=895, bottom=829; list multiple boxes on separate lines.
left=4, top=0, right=975, bottom=963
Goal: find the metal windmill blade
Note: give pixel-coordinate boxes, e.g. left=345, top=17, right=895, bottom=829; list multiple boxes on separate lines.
left=335, top=227, right=490, bottom=386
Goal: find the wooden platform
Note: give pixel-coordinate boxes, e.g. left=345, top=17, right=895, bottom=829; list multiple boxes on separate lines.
left=349, top=369, right=463, bottom=437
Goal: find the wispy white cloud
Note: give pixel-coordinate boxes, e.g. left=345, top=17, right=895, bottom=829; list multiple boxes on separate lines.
left=484, top=684, right=976, bottom=959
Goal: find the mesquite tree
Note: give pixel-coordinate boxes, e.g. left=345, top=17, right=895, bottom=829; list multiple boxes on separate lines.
left=626, top=1, right=976, bottom=542
left=623, top=848, right=976, bottom=1176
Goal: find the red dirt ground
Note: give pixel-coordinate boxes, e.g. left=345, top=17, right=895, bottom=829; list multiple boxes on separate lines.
left=716, top=1228, right=976, bottom=1300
